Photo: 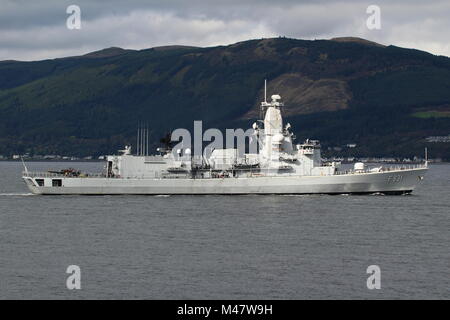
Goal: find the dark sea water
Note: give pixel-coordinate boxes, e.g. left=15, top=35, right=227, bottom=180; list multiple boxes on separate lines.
left=0, top=161, right=448, bottom=299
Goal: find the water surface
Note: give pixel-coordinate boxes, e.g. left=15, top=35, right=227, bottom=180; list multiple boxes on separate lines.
left=0, top=161, right=448, bottom=299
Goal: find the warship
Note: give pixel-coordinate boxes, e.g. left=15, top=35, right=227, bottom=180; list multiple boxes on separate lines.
left=22, top=87, right=428, bottom=195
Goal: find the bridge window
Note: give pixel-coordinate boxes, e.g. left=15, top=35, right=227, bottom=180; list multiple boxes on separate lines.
left=35, top=179, right=44, bottom=186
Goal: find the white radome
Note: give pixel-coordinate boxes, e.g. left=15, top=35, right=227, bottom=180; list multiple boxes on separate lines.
left=272, top=133, right=284, bottom=143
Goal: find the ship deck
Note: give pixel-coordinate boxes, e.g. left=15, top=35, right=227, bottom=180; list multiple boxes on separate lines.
left=22, top=164, right=427, bottom=180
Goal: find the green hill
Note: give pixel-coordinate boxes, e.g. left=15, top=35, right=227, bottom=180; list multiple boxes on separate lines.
left=0, top=37, right=449, bottom=159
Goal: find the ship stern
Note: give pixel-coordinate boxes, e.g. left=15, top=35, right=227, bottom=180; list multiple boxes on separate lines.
left=22, top=176, right=43, bottom=195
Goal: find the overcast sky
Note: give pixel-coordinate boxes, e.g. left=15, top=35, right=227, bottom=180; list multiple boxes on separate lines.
left=1, top=0, right=449, bottom=61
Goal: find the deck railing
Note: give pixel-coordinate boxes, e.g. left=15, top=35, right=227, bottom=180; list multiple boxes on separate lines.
left=23, top=171, right=107, bottom=178
left=334, top=163, right=427, bottom=175
left=22, top=163, right=427, bottom=180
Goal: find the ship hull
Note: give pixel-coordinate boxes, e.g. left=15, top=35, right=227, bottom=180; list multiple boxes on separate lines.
left=23, top=168, right=427, bottom=195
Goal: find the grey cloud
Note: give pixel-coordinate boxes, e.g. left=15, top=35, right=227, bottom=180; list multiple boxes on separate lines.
left=0, top=0, right=449, bottom=61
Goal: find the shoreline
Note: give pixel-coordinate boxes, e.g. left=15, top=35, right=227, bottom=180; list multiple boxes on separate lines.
left=1, top=159, right=448, bottom=164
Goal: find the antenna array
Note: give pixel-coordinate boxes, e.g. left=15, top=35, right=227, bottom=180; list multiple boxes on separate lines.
left=136, top=123, right=149, bottom=156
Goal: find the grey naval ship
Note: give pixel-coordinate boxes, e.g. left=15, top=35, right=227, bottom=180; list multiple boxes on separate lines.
left=23, top=90, right=428, bottom=195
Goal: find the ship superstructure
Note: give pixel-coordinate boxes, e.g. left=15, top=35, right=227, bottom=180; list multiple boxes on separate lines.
left=23, top=89, right=428, bottom=195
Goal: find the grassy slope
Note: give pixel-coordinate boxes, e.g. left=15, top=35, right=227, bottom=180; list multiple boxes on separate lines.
left=0, top=38, right=449, bottom=159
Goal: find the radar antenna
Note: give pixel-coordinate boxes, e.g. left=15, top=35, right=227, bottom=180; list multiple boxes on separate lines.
left=260, top=79, right=271, bottom=119
left=264, top=79, right=267, bottom=103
